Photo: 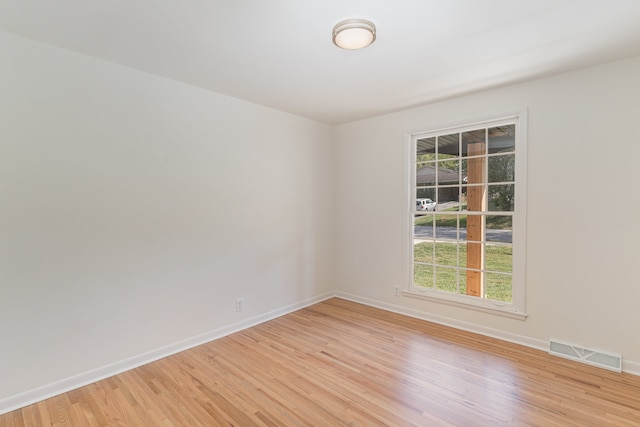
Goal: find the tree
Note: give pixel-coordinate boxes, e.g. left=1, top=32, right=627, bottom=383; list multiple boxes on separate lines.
left=487, top=154, right=515, bottom=211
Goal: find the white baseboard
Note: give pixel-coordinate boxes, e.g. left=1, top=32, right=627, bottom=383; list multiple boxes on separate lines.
left=0, top=292, right=336, bottom=416
left=623, top=359, right=640, bottom=377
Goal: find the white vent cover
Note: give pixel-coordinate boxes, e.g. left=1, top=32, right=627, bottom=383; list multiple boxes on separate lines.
left=549, top=340, right=621, bottom=372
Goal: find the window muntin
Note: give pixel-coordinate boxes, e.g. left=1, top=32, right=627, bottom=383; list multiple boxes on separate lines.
left=410, top=116, right=525, bottom=316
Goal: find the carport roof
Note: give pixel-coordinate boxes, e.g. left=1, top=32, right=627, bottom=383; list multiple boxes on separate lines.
left=417, top=125, right=515, bottom=157
left=416, top=165, right=460, bottom=185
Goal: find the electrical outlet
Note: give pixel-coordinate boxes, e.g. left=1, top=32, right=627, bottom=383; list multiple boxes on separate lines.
left=236, top=298, right=244, bottom=312
left=394, top=286, right=400, bottom=296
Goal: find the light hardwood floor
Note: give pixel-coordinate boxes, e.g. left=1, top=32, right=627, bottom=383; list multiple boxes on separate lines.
left=2, top=298, right=640, bottom=426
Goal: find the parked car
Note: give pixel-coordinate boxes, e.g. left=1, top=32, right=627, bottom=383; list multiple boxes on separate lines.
left=416, top=198, right=437, bottom=211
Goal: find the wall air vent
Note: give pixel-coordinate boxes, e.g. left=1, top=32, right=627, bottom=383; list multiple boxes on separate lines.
left=549, top=340, right=621, bottom=373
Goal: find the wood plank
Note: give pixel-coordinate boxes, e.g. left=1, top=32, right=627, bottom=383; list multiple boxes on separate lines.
left=2, top=298, right=640, bottom=426
left=466, top=141, right=486, bottom=297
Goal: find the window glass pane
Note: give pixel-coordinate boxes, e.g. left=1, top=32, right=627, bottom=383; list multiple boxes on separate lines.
left=414, top=264, right=434, bottom=288
left=417, top=137, right=436, bottom=158
left=458, top=174, right=470, bottom=210
left=414, top=213, right=434, bottom=243
left=458, top=243, right=468, bottom=269
left=485, top=272, right=512, bottom=303
left=457, top=271, right=467, bottom=295
left=416, top=159, right=436, bottom=169
left=460, top=185, right=468, bottom=211
left=435, top=266, right=458, bottom=293
left=439, top=153, right=458, bottom=162
left=434, top=214, right=458, bottom=239
left=488, top=125, right=515, bottom=154
left=437, top=159, right=460, bottom=182
left=462, top=129, right=486, bottom=157
left=447, top=200, right=464, bottom=212
left=488, top=154, right=515, bottom=183
left=416, top=189, right=436, bottom=203
left=455, top=214, right=468, bottom=236
left=488, top=184, right=515, bottom=211
left=485, top=244, right=513, bottom=273
left=437, top=133, right=459, bottom=158
left=435, top=242, right=459, bottom=267
left=416, top=161, right=437, bottom=186
left=460, top=201, right=468, bottom=213
left=486, top=215, right=512, bottom=244
left=437, top=187, right=459, bottom=207
left=413, top=241, right=434, bottom=264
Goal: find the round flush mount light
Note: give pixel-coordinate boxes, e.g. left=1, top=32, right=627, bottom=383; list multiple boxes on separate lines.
left=332, top=19, right=376, bottom=50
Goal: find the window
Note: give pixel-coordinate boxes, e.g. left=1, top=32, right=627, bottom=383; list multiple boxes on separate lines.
left=407, top=113, right=527, bottom=318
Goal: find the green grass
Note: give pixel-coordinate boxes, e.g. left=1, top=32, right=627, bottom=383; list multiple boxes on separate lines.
left=413, top=241, right=512, bottom=302
left=414, top=203, right=512, bottom=229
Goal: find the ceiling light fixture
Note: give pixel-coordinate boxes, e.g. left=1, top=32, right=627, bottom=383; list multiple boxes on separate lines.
left=332, top=19, right=376, bottom=50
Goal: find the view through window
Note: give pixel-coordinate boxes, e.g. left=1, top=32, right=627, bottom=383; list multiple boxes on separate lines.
left=410, top=115, right=525, bottom=315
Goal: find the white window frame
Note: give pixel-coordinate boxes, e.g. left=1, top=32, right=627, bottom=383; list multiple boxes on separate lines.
left=403, top=111, right=527, bottom=320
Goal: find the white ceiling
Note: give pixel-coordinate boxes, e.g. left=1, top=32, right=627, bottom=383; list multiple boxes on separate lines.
left=2, top=0, right=640, bottom=124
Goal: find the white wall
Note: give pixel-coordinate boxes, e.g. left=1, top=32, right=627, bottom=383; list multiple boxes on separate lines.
left=3, top=26, right=640, bottom=414
left=0, top=31, right=334, bottom=407
left=334, top=55, right=640, bottom=371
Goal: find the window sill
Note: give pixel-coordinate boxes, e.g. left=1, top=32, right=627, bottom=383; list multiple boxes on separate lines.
left=401, top=289, right=527, bottom=321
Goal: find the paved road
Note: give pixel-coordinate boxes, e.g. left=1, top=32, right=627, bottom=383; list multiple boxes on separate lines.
left=414, top=225, right=512, bottom=243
